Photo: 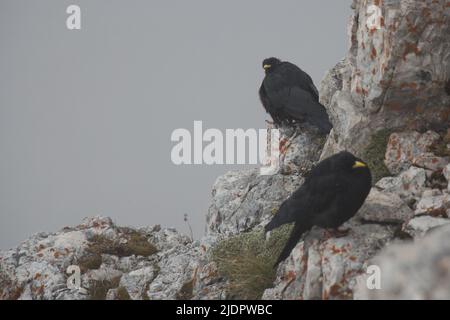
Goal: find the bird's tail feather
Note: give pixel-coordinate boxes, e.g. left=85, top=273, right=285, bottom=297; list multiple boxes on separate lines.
left=310, top=115, right=332, bottom=134
left=274, top=222, right=311, bottom=268
left=264, top=202, right=292, bottom=233
left=264, top=215, right=282, bottom=233
left=284, top=99, right=333, bottom=134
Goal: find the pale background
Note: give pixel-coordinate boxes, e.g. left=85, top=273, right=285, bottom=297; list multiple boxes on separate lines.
left=0, top=0, right=352, bottom=249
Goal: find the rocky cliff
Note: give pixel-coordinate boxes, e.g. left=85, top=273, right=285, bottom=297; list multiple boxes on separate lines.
left=1, top=0, right=450, bottom=300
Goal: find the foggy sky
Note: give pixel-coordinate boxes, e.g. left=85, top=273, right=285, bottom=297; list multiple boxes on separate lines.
left=0, top=0, right=352, bottom=249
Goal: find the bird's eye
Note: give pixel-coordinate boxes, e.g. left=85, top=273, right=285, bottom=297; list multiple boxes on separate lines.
left=263, top=64, right=271, bottom=70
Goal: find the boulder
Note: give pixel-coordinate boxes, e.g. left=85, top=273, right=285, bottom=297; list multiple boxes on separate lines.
left=0, top=217, right=200, bottom=300
left=404, top=216, right=450, bottom=238
left=262, top=220, right=395, bottom=300
left=384, top=131, right=441, bottom=175
left=375, top=166, right=426, bottom=202
left=414, top=190, right=450, bottom=217
left=357, top=189, right=414, bottom=223
left=354, top=224, right=450, bottom=300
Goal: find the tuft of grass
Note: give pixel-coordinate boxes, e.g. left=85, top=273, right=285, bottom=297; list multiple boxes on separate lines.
left=430, top=133, right=450, bottom=157
left=88, top=275, right=121, bottom=300
left=125, top=232, right=158, bottom=257
left=176, top=279, right=194, bottom=300
left=77, top=253, right=102, bottom=273
left=361, top=129, right=392, bottom=184
left=116, top=286, right=131, bottom=300
left=211, top=224, right=293, bottom=300
left=0, top=266, right=23, bottom=300
left=142, top=288, right=150, bottom=300
left=87, top=229, right=157, bottom=258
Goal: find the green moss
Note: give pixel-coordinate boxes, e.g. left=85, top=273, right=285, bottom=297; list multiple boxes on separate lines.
left=116, top=286, right=131, bottom=300
left=87, top=230, right=157, bottom=258
left=361, top=129, right=392, bottom=184
left=211, top=224, right=293, bottom=300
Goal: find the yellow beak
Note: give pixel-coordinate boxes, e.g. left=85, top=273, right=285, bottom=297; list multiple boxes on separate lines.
left=353, top=161, right=367, bottom=169
left=263, top=64, right=271, bottom=70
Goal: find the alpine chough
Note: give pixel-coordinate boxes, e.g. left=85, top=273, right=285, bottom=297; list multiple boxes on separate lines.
left=265, top=151, right=372, bottom=267
left=259, top=57, right=332, bottom=134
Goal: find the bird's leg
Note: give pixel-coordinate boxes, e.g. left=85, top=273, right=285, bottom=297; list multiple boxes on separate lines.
left=333, top=227, right=351, bottom=238
left=322, top=227, right=350, bottom=239
left=265, top=120, right=274, bottom=126
left=280, top=130, right=300, bottom=156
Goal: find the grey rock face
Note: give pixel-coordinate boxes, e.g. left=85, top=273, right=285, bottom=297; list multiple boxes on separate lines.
left=262, top=0, right=450, bottom=300
left=404, top=216, right=450, bottom=238
left=414, top=190, right=450, bottom=216
left=319, top=58, right=349, bottom=112
left=2, top=1, right=450, bottom=301
left=278, top=124, right=327, bottom=176
left=375, top=166, right=426, bottom=202
left=0, top=217, right=200, bottom=300
left=206, top=168, right=303, bottom=236
left=262, top=221, right=395, bottom=300
left=357, top=189, right=414, bottom=224
left=321, top=0, right=450, bottom=157
left=444, top=164, right=450, bottom=192
left=192, top=261, right=228, bottom=300
left=384, top=131, right=443, bottom=175
left=205, top=124, right=326, bottom=237
left=354, top=224, right=450, bottom=300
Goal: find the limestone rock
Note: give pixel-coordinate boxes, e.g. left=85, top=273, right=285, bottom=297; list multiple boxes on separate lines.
left=278, top=124, right=326, bottom=176
left=375, top=166, right=426, bottom=202
left=262, top=221, right=395, bottom=300
left=413, top=153, right=449, bottom=173
left=319, top=58, right=349, bottom=110
left=354, top=225, right=450, bottom=300
left=384, top=131, right=441, bottom=175
left=357, top=189, right=414, bottom=224
left=444, top=164, right=450, bottom=192
left=321, top=0, right=450, bottom=157
left=206, top=169, right=303, bottom=236
left=0, top=217, right=200, bottom=300
left=404, top=216, right=450, bottom=238
left=414, top=190, right=450, bottom=217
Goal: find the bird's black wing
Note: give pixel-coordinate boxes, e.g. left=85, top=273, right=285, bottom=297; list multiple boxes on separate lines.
left=263, top=62, right=319, bottom=107
left=262, top=71, right=291, bottom=112
left=274, top=221, right=310, bottom=267
left=264, top=186, right=312, bottom=232
left=262, top=64, right=332, bottom=133
left=259, top=83, right=275, bottom=115
left=270, top=174, right=344, bottom=267
left=259, top=84, right=269, bottom=111
left=281, top=62, right=320, bottom=101
left=282, top=86, right=332, bottom=133
left=265, top=173, right=341, bottom=233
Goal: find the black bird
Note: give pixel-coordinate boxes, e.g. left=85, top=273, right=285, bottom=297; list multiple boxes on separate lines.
left=265, top=151, right=372, bottom=267
left=259, top=57, right=332, bottom=134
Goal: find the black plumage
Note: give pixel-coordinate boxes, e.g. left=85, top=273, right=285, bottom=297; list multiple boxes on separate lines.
left=259, top=57, right=332, bottom=134
left=265, top=151, right=372, bottom=267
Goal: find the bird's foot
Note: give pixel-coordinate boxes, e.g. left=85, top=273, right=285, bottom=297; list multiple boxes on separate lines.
left=323, top=228, right=350, bottom=239
left=280, top=132, right=300, bottom=156
left=265, top=120, right=274, bottom=125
